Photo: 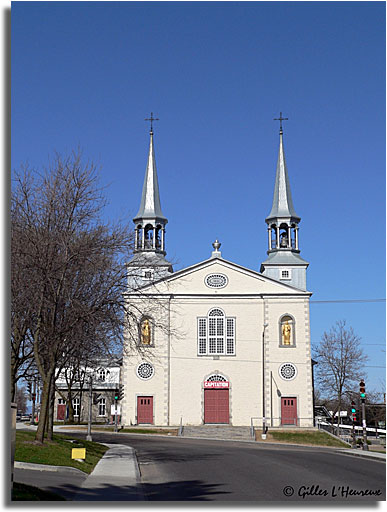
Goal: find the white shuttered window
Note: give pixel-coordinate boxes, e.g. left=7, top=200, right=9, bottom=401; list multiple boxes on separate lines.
left=197, top=309, right=235, bottom=356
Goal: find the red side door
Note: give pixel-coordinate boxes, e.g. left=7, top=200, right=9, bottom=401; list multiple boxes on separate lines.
left=57, top=404, right=66, bottom=421
left=204, top=389, right=229, bottom=424
left=281, top=397, right=297, bottom=425
left=137, top=396, right=153, bottom=424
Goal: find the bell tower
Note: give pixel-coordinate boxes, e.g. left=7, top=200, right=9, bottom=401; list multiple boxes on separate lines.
left=128, top=114, right=173, bottom=288
left=260, top=114, right=309, bottom=290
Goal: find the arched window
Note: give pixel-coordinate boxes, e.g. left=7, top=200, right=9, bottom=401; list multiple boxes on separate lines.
left=279, top=315, right=295, bottom=346
left=198, top=308, right=235, bottom=355
left=206, top=374, right=227, bottom=382
left=144, top=224, right=154, bottom=249
left=155, top=224, right=162, bottom=249
left=98, top=368, right=106, bottom=382
left=136, top=224, right=142, bottom=250
left=139, top=317, right=152, bottom=346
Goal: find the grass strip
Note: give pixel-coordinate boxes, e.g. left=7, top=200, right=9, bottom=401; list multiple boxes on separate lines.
left=258, top=430, right=349, bottom=447
left=12, top=482, right=66, bottom=501
left=15, top=431, right=108, bottom=474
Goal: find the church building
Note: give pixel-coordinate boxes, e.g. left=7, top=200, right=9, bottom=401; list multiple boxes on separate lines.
left=121, top=117, right=314, bottom=428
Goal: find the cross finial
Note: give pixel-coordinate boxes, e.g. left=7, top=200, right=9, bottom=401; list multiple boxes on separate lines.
left=145, top=112, right=159, bottom=134
left=273, top=112, right=289, bottom=133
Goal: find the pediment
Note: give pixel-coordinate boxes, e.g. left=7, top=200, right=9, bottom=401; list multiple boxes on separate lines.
left=135, top=257, right=310, bottom=296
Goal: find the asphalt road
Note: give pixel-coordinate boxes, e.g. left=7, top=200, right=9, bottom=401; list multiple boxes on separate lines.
left=14, top=466, right=87, bottom=501
left=70, top=432, right=386, bottom=502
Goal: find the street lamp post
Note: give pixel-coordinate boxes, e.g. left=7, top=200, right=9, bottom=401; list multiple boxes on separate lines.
left=86, top=376, right=93, bottom=441
left=262, top=323, right=268, bottom=438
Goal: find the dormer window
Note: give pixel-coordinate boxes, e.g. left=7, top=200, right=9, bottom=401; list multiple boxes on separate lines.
left=280, top=269, right=291, bottom=280
left=143, top=269, right=154, bottom=280
left=98, top=368, right=106, bottom=382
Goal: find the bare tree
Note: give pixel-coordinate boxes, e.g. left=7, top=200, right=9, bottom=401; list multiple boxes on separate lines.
left=11, top=152, right=133, bottom=443
left=15, top=386, right=28, bottom=414
left=313, top=320, right=368, bottom=434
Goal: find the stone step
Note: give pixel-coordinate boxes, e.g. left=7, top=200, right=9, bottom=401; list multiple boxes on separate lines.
left=182, top=425, right=252, bottom=440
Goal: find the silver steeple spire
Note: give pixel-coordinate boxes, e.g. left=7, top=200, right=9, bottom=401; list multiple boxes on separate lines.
left=134, top=123, right=167, bottom=222
left=266, top=117, right=300, bottom=223
left=133, top=116, right=168, bottom=256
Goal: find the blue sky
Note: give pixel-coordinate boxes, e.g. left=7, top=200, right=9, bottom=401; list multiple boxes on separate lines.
left=12, top=2, right=386, bottom=393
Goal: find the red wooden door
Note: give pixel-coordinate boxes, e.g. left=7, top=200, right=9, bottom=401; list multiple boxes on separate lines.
left=137, top=396, right=153, bottom=424
left=204, top=389, right=229, bottom=424
left=281, top=397, right=297, bottom=425
left=57, top=404, right=66, bottom=420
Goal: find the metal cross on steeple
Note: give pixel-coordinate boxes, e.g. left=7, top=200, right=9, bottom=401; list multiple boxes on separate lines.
left=145, top=112, right=159, bottom=133
left=273, top=112, right=289, bottom=133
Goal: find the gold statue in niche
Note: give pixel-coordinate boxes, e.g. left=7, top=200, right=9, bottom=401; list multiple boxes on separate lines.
left=141, top=319, right=151, bottom=345
left=282, top=321, right=292, bottom=345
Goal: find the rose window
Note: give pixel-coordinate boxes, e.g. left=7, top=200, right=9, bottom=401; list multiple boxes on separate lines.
left=279, top=363, right=297, bottom=381
left=136, top=362, right=154, bottom=380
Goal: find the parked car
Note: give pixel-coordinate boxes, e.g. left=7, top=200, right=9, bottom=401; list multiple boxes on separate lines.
left=20, top=414, right=31, bottom=422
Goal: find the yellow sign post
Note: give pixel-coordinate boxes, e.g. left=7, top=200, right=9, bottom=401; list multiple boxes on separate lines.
left=71, top=448, right=86, bottom=460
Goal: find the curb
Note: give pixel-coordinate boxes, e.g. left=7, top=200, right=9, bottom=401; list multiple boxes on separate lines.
left=335, top=449, right=386, bottom=462
left=14, top=461, right=87, bottom=474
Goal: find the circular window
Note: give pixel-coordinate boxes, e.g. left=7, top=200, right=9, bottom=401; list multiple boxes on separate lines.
left=136, top=362, right=154, bottom=380
left=279, top=363, right=297, bottom=381
left=205, top=274, right=228, bottom=289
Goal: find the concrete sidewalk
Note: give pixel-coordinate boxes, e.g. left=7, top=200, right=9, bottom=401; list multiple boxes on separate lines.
left=74, top=444, right=146, bottom=501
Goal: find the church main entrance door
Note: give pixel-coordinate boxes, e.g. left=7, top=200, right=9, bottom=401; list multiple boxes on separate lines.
left=137, top=396, right=153, bottom=424
left=204, top=389, right=229, bottom=424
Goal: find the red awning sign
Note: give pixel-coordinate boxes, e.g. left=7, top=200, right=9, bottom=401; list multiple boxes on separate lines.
left=204, top=381, right=229, bottom=389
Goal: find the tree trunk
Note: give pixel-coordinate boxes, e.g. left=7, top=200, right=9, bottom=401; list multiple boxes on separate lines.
left=46, top=376, right=55, bottom=441
left=67, top=389, right=74, bottom=423
left=35, top=371, right=54, bottom=444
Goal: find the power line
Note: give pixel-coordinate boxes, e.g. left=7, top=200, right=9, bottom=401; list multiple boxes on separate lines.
left=310, top=299, right=385, bottom=304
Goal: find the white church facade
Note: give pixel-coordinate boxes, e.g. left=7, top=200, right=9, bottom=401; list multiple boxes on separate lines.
left=121, top=118, right=314, bottom=428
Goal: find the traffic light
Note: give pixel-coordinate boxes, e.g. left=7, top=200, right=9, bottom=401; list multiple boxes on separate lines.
left=114, top=388, right=119, bottom=401
left=351, top=401, right=357, bottom=423
left=118, top=384, right=124, bottom=401
left=359, top=380, right=366, bottom=401
left=27, top=382, right=32, bottom=397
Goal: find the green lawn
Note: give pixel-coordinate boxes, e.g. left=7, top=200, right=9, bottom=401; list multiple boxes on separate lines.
left=259, top=430, right=350, bottom=447
left=12, top=482, right=66, bottom=501
left=15, top=431, right=108, bottom=474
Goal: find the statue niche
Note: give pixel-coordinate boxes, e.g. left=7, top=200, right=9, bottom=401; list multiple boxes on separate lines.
left=141, top=318, right=151, bottom=345
left=281, top=315, right=293, bottom=346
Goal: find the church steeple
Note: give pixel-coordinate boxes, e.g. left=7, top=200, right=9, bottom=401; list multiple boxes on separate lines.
left=260, top=114, right=309, bottom=290
left=133, top=116, right=167, bottom=255
left=266, top=125, right=300, bottom=224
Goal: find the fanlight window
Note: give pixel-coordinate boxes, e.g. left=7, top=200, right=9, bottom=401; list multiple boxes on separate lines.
left=198, top=308, right=235, bottom=356
left=206, top=374, right=227, bottom=382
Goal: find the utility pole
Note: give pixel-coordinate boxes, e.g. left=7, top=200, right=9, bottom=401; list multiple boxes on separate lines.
left=350, top=400, right=357, bottom=448
left=262, top=323, right=268, bottom=439
left=86, top=376, right=93, bottom=441
left=360, top=379, right=368, bottom=451
left=30, top=376, right=37, bottom=425
left=114, top=388, right=119, bottom=433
